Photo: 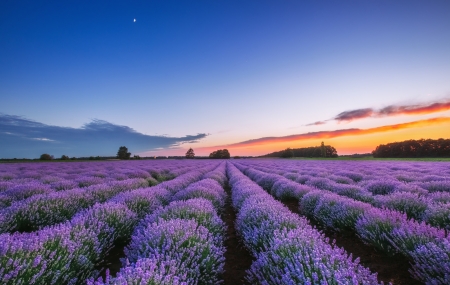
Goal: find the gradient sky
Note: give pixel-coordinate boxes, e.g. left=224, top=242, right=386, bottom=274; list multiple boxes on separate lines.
left=1, top=0, right=450, bottom=158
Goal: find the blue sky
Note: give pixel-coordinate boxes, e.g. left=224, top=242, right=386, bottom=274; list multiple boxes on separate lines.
left=1, top=1, right=450, bottom=158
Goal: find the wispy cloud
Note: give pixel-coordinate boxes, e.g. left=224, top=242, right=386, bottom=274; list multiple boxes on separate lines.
left=334, top=108, right=374, bottom=122
left=205, top=116, right=450, bottom=149
left=304, top=121, right=327, bottom=126
left=0, top=114, right=208, bottom=158
left=378, top=100, right=450, bottom=116
left=305, top=98, right=450, bottom=125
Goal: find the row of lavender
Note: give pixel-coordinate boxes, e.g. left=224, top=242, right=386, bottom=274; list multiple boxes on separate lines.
left=233, top=160, right=450, bottom=285
left=90, top=162, right=229, bottom=284
left=0, top=160, right=200, bottom=209
left=0, top=161, right=222, bottom=284
left=245, top=160, right=450, bottom=231
left=227, top=162, right=382, bottom=284
left=0, top=162, right=202, bottom=233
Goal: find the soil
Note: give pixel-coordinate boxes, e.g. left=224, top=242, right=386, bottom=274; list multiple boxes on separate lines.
left=97, top=242, right=127, bottom=279
left=222, top=185, right=254, bottom=285
left=97, top=184, right=254, bottom=284
left=283, top=199, right=423, bottom=285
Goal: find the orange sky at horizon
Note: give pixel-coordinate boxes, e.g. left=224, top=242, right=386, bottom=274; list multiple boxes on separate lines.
left=140, top=116, right=450, bottom=157
left=191, top=117, right=450, bottom=156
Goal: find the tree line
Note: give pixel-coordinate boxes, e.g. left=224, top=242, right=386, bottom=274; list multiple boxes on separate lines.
left=372, top=138, right=450, bottom=158
left=262, top=142, right=338, bottom=158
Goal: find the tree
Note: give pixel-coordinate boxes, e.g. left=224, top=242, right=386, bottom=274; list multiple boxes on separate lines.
left=185, top=148, right=195, bottom=158
left=61, top=155, right=70, bottom=160
left=117, top=146, right=131, bottom=159
left=261, top=144, right=338, bottom=158
left=321, top=141, right=326, bottom=157
left=209, top=149, right=230, bottom=159
left=372, top=138, right=450, bottom=158
left=281, top=148, right=294, bottom=158
left=40, top=153, right=52, bottom=160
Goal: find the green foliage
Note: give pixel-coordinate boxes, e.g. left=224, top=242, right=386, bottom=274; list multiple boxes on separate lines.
left=117, top=146, right=131, bottom=159
left=321, top=141, right=326, bottom=157
left=372, top=138, right=450, bottom=158
left=185, top=148, right=195, bottom=158
left=39, top=153, right=53, bottom=160
left=262, top=144, right=338, bottom=158
left=281, top=148, right=294, bottom=158
left=209, top=149, right=230, bottom=159
left=60, top=155, right=70, bottom=160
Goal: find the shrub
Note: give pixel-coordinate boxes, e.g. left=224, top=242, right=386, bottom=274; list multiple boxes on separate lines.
left=143, top=199, right=225, bottom=243
left=171, top=179, right=226, bottom=211
left=365, top=179, right=401, bottom=195
left=39, top=153, right=52, bottom=160
left=88, top=259, right=187, bottom=285
left=247, top=229, right=381, bottom=285
left=355, top=208, right=405, bottom=254
left=236, top=199, right=305, bottom=254
left=125, top=219, right=225, bottom=284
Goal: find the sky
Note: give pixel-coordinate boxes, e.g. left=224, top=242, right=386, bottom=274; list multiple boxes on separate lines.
left=1, top=0, right=450, bottom=158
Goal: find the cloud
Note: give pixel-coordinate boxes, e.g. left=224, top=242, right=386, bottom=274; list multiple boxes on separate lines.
left=304, top=121, right=327, bottom=126
left=305, top=98, right=450, bottom=126
left=207, top=116, right=450, bottom=149
left=378, top=100, right=450, bottom=116
left=334, top=108, right=374, bottom=122
left=0, top=114, right=207, bottom=158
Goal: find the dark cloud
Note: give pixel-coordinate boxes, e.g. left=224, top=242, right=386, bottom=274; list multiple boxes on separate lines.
left=304, top=121, right=327, bottom=126
left=378, top=100, right=450, bottom=116
left=0, top=114, right=207, bottom=158
left=334, top=108, right=374, bottom=122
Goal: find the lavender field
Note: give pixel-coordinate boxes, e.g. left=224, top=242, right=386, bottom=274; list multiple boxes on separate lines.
left=1, top=159, right=449, bottom=285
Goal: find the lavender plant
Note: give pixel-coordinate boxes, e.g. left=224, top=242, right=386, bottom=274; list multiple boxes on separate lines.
left=247, top=228, right=381, bottom=285
left=87, top=259, right=188, bottom=285
left=171, top=178, right=227, bottom=211
left=142, top=198, right=226, bottom=243
left=125, top=218, right=225, bottom=285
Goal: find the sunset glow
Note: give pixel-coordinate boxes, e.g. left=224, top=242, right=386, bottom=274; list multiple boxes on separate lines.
left=1, top=1, right=449, bottom=158
left=193, top=117, right=450, bottom=156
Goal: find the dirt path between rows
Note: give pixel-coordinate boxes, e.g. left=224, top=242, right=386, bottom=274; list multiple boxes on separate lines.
left=222, top=184, right=253, bottom=285
left=283, top=199, right=422, bottom=285
left=96, top=241, right=127, bottom=279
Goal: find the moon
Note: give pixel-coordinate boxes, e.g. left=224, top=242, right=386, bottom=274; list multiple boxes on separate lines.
left=133, top=18, right=136, bottom=22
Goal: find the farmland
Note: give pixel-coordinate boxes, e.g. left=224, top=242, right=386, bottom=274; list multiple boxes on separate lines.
left=1, top=159, right=449, bottom=285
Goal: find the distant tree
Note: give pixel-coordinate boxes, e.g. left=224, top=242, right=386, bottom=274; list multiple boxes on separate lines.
left=71, top=157, right=77, bottom=160
left=372, top=138, right=450, bottom=158
left=221, top=149, right=230, bottom=159
left=40, top=153, right=52, bottom=160
left=89, top=156, right=95, bottom=160
left=209, top=149, right=231, bottom=159
left=321, top=141, right=326, bottom=157
left=61, top=155, right=70, bottom=160
left=117, top=146, right=131, bottom=159
left=133, top=155, right=141, bottom=159
left=281, top=148, right=294, bottom=158
left=261, top=144, right=338, bottom=158
left=185, top=148, right=195, bottom=159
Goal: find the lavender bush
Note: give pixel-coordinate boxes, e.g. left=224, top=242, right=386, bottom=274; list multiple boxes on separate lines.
left=142, top=198, right=226, bottom=243
left=247, top=228, right=381, bottom=285
left=87, top=259, right=187, bottom=285
left=171, top=178, right=226, bottom=211
left=125, top=218, right=225, bottom=284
